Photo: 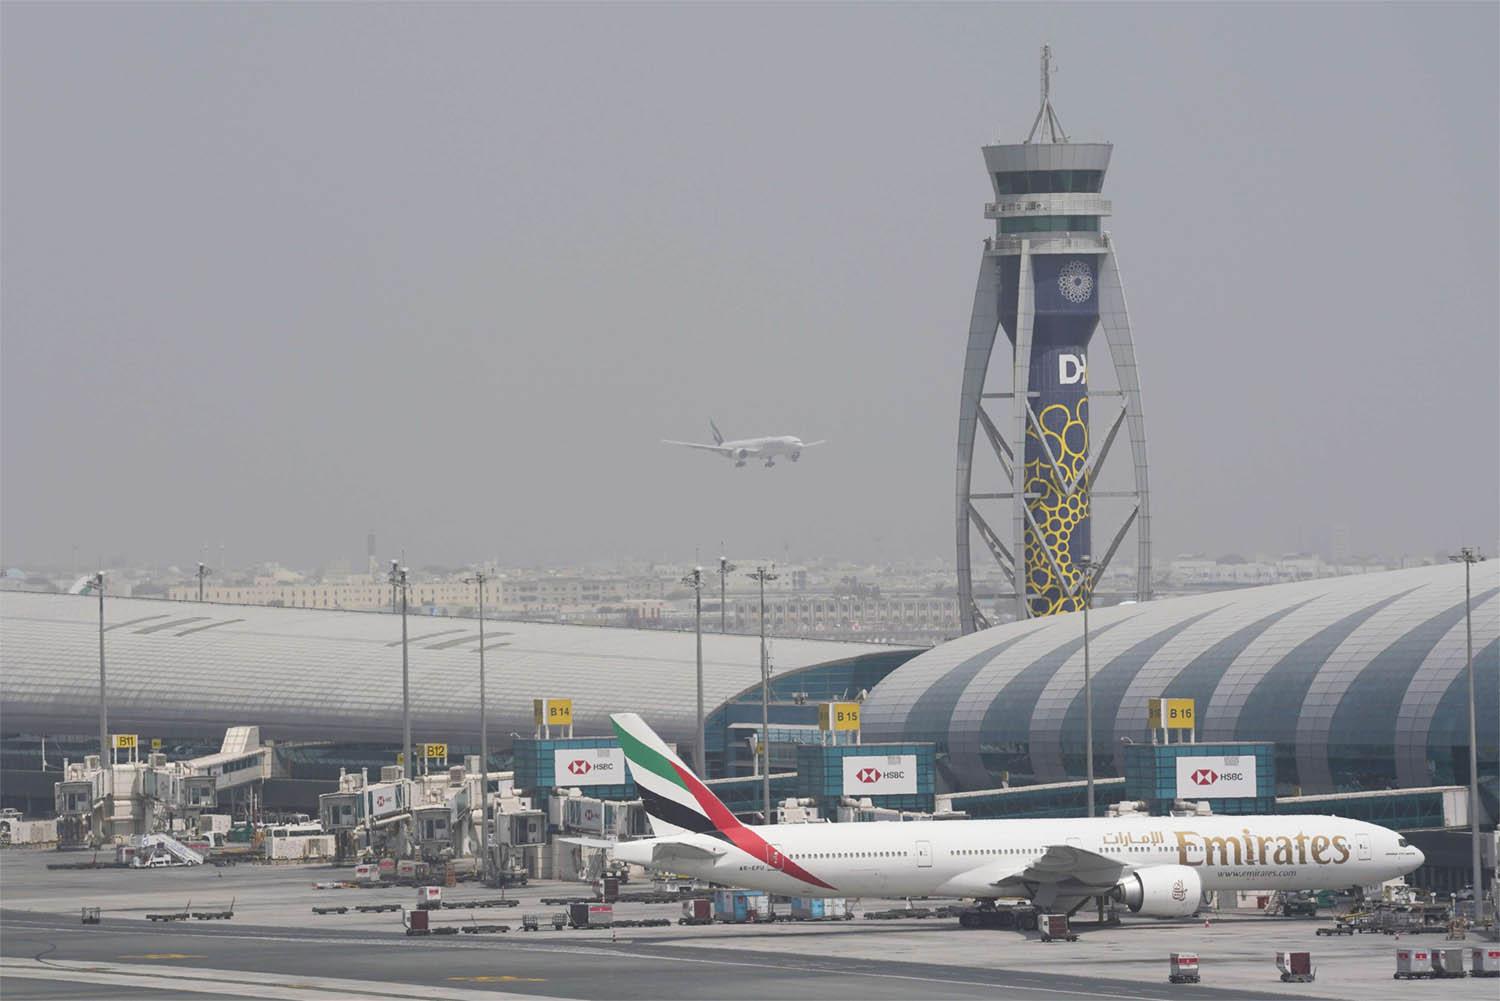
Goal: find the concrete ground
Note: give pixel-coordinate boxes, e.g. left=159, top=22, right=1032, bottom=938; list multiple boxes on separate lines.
left=1, top=848, right=1493, bottom=1000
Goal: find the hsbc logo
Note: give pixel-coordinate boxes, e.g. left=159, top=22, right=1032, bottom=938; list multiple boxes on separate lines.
left=842, top=754, right=918, bottom=794
left=568, top=759, right=592, bottom=776
left=1176, top=756, right=1256, bottom=798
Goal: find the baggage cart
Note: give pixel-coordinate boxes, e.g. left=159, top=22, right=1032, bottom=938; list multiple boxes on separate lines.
left=416, top=885, right=442, bottom=910
left=1168, top=952, right=1200, bottom=984
left=1039, top=914, right=1076, bottom=942
left=1276, top=951, right=1316, bottom=982
left=1431, top=948, right=1467, bottom=978
left=569, top=902, right=613, bottom=928
left=80, top=907, right=101, bottom=925
left=405, top=908, right=430, bottom=936
left=1393, top=947, right=1432, bottom=980
left=1470, top=947, right=1500, bottom=977
left=679, top=898, right=712, bottom=925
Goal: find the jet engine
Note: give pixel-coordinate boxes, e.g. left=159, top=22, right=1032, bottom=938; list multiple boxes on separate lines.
left=736, top=449, right=750, bottom=461
left=790, top=451, right=801, bottom=461
left=1112, top=865, right=1203, bottom=917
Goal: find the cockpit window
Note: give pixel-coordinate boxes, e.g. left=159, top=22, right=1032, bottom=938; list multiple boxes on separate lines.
left=1398, top=838, right=1410, bottom=847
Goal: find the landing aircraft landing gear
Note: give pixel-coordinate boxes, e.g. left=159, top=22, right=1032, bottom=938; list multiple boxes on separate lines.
left=958, top=902, right=1038, bottom=930
left=763, top=460, right=776, bottom=468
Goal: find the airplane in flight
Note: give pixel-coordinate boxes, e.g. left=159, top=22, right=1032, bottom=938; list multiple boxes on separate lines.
left=663, top=420, right=826, bottom=467
left=606, top=713, right=1424, bottom=919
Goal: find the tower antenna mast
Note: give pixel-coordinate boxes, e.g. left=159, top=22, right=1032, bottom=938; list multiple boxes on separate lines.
left=1026, top=44, right=1069, bottom=144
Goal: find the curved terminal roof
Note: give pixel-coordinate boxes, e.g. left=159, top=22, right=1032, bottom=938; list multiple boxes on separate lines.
left=0, top=592, right=909, bottom=746
left=862, top=562, right=1498, bottom=795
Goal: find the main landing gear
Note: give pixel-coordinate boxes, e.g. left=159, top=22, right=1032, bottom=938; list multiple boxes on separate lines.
left=958, top=902, right=1039, bottom=930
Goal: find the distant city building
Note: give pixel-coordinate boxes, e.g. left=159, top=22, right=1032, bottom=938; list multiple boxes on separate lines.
left=167, top=575, right=483, bottom=611
left=727, top=594, right=959, bottom=643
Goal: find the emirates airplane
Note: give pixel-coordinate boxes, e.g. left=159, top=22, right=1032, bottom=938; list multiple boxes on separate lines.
left=609, top=714, right=1424, bottom=917
left=663, top=420, right=826, bottom=468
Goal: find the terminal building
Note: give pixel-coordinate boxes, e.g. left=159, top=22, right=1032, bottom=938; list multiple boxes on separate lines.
left=0, top=589, right=918, bottom=814
left=1, top=561, right=1493, bottom=891
left=863, top=561, right=1497, bottom=806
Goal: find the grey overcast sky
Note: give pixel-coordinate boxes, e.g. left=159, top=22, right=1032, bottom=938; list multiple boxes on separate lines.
left=3, top=2, right=1497, bottom=572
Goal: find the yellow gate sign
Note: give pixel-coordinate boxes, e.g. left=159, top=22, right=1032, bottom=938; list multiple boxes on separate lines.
left=818, top=702, right=861, bottom=732
left=150, top=738, right=163, bottom=751
left=423, top=743, right=448, bottom=761
left=533, top=698, right=573, bottom=727
left=112, top=734, right=138, bottom=750
left=1148, top=697, right=1195, bottom=730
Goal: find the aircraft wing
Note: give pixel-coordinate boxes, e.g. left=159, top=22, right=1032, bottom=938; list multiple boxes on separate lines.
left=554, top=836, right=618, bottom=849
left=935, top=843, right=1127, bottom=905
left=647, top=840, right=728, bottom=866
left=798, top=440, right=829, bottom=448
left=662, top=440, right=736, bottom=455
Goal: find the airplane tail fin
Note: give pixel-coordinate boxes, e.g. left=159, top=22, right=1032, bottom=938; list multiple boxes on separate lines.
left=708, top=420, right=725, bottom=446
left=610, top=713, right=743, bottom=839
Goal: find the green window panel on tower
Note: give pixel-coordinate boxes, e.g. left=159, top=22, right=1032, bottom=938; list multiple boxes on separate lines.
left=994, top=170, right=1104, bottom=194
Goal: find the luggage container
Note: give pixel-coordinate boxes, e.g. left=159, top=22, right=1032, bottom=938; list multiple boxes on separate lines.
left=680, top=898, right=712, bottom=925
left=1393, top=948, right=1432, bottom=980
left=1276, top=951, right=1315, bottom=982
left=569, top=902, right=613, bottom=928
left=712, top=889, right=768, bottom=923
left=1472, top=947, right=1500, bottom=977
left=416, top=886, right=442, bottom=910
left=1431, top=948, right=1467, bottom=978
left=1039, top=914, right=1076, bottom=942
left=1168, top=952, right=1200, bottom=984
left=353, top=863, right=378, bottom=883
left=790, top=897, right=826, bottom=920
left=406, top=908, right=430, bottom=935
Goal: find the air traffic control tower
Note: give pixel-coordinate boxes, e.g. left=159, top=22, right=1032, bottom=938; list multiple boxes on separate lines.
left=956, top=47, right=1151, bottom=632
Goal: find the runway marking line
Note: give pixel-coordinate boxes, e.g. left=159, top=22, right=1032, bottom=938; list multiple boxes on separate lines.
left=117, top=953, right=205, bottom=960
left=448, top=975, right=548, bottom=983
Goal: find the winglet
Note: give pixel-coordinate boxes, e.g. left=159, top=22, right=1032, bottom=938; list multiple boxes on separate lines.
left=709, top=419, right=725, bottom=446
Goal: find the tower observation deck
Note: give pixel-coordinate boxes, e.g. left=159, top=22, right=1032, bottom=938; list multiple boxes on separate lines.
left=955, top=46, right=1151, bottom=631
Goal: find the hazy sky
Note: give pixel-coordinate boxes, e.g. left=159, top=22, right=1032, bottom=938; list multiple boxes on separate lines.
left=3, top=3, right=1497, bottom=572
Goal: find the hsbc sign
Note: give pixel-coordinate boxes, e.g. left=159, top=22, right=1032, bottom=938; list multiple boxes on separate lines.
left=553, top=747, right=627, bottom=788
left=841, top=754, right=918, bottom=795
left=1174, top=755, right=1257, bottom=799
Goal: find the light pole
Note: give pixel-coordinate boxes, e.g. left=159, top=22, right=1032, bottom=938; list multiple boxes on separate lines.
left=682, top=567, right=706, bottom=775
left=463, top=569, right=491, bottom=870
left=1076, top=556, right=1099, bottom=818
left=196, top=562, right=211, bottom=602
left=1448, top=547, right=1486, bottom=911
left=94, top=572, right=107, bottom=763
left=389, top=561, right=412, bottom=778
left=718, top=556, right=736, bottom=634
left=747, top=566, right=778, bottom=821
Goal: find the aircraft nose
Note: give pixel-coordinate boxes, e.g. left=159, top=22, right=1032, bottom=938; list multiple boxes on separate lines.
left=1413, top=846, right=1425, bottom=867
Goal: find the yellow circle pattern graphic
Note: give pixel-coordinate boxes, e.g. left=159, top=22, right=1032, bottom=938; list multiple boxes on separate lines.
left=1025, top=396, right=1091, bottom=616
